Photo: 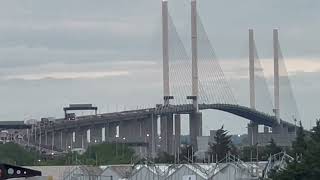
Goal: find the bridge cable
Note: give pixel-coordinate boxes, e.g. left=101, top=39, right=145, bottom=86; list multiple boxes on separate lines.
left=253, top=42, right=274, bottom=115
left=196, top=14, right=237, bottom=104
left=277, top=40, right=301, bottom=123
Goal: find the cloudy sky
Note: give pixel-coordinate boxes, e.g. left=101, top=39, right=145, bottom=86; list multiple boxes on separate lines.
left=0, top=0, right=319, bottom=135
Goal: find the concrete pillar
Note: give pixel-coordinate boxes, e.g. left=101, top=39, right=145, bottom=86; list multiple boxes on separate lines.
left=50, top=130, right=55, bottom=151
left=160, top=115, right=168, bottom=152
left=248, top=29, right=259, bottom=146
left=272, top=124, right=282, bottom=134
left=167, top=115, right=173, bottom=155
left=151, top=114, right=158, bottom=159
left=174, top=114, right=181, bottom=156
left=191, top=0, right=199, bottom=111
left=108, top=122, right=118, bottom=139
left=44, top=130, right=48, bottom=146
left=249, top=29, right=255, bottom=110
left=160, top=114, right=173, bottom=154
left=281, top=124, right=289, bottom=135
left=47, top=131, right=52, bottom=149
left=162, top=0, right=170, bottom=106
left=74, top=129, right=86, bottom=149
left=105, top=122, right=109, bottom=142
left=62, top=130, right=74, bottom=150
left=248, top=123, right=258, bottom=146
left=189, top=112, right=202, bottom=150
left=119, top=120, right=140, bottom=141
left=90, top=126, right=102, bottom=144
left=142, top=115, right=158, bottom=158
left=62, top=131, right=70, bottom=150
left=52, top=131, right=58, bottom=150
left=56, top=131, right=63, bottom=150
left=273, top=29, right=280, bottom=124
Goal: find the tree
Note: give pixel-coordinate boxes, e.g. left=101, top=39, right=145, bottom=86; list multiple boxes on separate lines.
left=292, top=121, right=307, bottom=157
left=208, top=126, right=233, bottom=162
left=265, top=138, right=282, bottom=156
left=270, top=119, right=320, bottom=180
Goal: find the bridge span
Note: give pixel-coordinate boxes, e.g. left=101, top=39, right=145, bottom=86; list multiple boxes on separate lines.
left=27, top=103, right=296, bottom=157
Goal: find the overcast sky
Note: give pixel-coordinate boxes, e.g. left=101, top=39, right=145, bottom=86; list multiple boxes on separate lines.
left=0, top=0, right=319, bottom=135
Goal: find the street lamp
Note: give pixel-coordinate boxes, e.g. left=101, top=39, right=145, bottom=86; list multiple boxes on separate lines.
left=145, top=134, right=150, bottom=158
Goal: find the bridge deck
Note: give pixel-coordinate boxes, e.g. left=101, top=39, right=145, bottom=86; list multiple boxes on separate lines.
left=37, top=103, right=295, bottom=133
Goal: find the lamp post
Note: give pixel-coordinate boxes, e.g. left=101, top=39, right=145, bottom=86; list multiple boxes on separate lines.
left=145, top=134, right=150, bottom=158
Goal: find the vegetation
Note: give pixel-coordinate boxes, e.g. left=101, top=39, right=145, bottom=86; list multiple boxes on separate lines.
left=0, top=143, right=38, bottom=165
left=239, top=139, right=283, bottom=162
left=208, top=126, right=234, bottom=162
left=78, top=143, right=136, bottom=165
left=270, top=120, right=320, bottom=180
left=2, top=119, right=320, bottom=180
left=0, top=142, right=135, bottom=166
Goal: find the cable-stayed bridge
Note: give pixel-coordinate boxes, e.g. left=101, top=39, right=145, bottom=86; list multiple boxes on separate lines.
left=25, top=0, right=300, bottom=157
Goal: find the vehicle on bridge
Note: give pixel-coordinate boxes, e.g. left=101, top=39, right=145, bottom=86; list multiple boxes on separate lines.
left=66, top=113, right=76, bottom=121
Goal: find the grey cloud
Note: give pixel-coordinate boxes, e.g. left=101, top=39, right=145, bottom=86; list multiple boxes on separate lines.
left=0, top=0, right=320, bottom=134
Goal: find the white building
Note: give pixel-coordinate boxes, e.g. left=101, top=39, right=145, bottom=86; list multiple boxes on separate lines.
left=63, top=166, right=102, bottom=180
left=129, top=165, right=164, bottom=180
left=165, top=164, right=208, bottom=180
left=101, top=165, right=132, bottom=180
left=209, top=163, right=257, bottom=180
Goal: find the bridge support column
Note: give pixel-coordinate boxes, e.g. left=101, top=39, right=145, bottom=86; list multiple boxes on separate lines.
left=104, top=122, right=109, bottom=142
left=49, top=131, right=55, bottom=151
left=44, top=130, right=48, bottom=146
left=143, top=115, right=158, bottom=158
left=272, top=124, right=282, bottom=134
left=151, top=114, right=158, bottom=159
left=90, top=126, right=102, bottom=144
left=160, top=114, right=173, bottom=154
left=107, top=122, right=118, bottom=140
left=47, top=131, right=53, bottom=149
left=248, top=123, right=258, bottom=145
left=119, top=120, right=140, bottom=140
left=174, top=114, right=181, bottom=157
left=189, top=112, right=202, bottom=150
left=64, top=130, right=73, bottom=150
left=60, top=130, right=71, bottom=151
left=53, top=130, right=63, bottom=151
left=74, top=129, right=86, bottom=149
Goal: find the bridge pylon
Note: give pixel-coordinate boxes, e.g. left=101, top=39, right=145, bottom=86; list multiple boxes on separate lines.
left=248, top=29, right=259, bottom=146
left=160, top=0, right=176, bottom=155
left=188, top=0, right=202, bottom=150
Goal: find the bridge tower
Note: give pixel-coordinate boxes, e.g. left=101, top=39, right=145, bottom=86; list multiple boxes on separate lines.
left=160, top=0, right=178, bottom=155
left=273, top=29, right=280, bottom=124
left=188, top=0, right=202, bottom=150
left=272, top=29, right=282, bottom=134
left=248, top=29, right=259, bottom=145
